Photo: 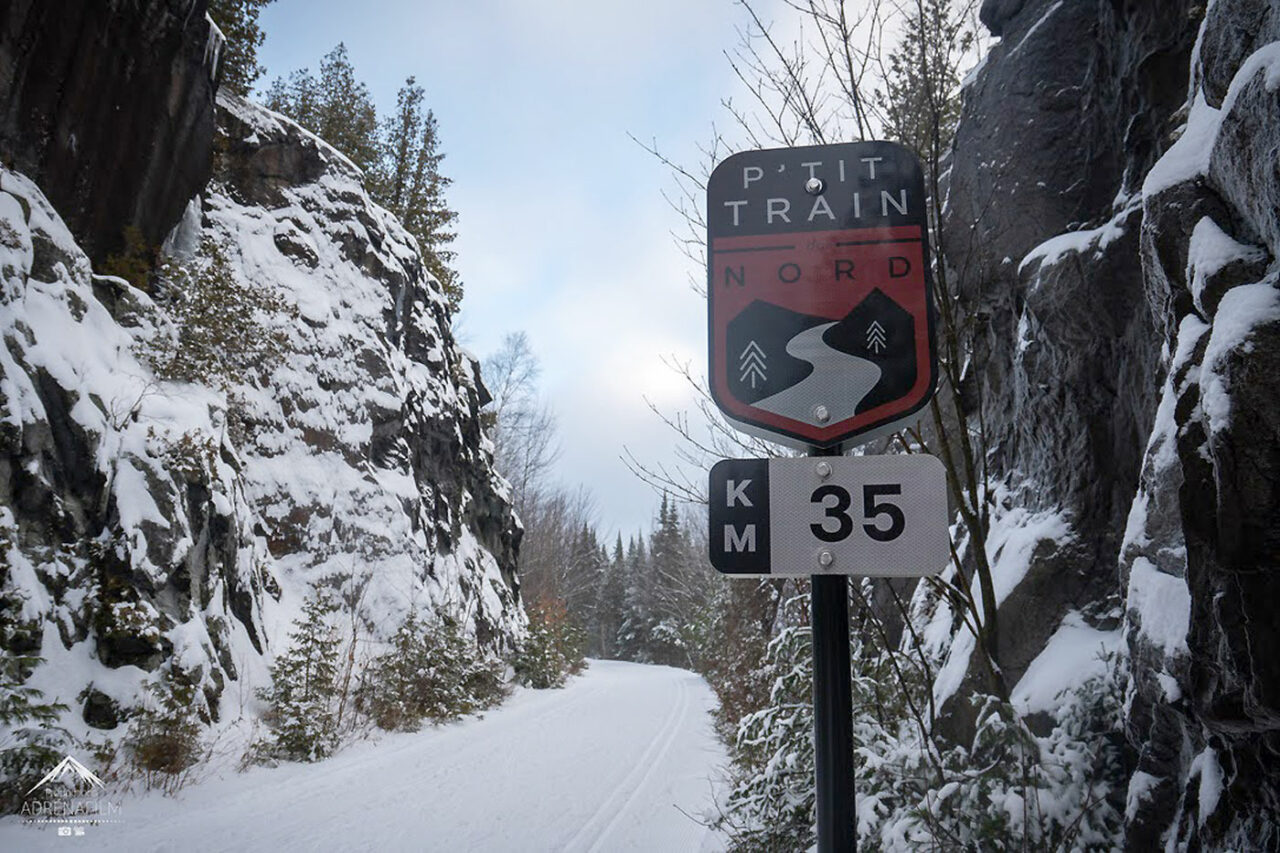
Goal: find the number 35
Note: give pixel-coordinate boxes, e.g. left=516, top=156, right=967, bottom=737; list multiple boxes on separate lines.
left=810, top=484, right=905, bottom=542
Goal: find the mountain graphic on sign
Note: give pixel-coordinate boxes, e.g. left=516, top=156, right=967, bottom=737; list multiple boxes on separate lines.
left=823, top=288, right=916, bottom=413
left=726, top=301, right=828, bottom=404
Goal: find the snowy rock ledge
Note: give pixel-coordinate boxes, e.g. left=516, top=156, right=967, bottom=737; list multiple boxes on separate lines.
left=0, top=91, right=523, bottom=744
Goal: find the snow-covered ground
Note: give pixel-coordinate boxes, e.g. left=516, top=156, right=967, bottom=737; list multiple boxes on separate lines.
left=1, top=661, right=728, bottom=852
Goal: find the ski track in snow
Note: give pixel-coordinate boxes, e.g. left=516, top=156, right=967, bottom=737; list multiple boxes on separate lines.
left=0, top=661, right=727, bottom=853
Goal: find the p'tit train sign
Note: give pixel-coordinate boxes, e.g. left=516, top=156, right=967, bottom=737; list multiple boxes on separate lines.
left=706, top=141, right=938, bottom=450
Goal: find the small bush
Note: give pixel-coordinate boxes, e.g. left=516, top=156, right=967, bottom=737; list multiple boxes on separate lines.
left=360, top=612, right=507, bottom=731
left=146, top=235, right=292, bottom=389
left=123, top=674, right=204, bottom=793
left=255, top=592, right=341, bottom=763
left=100, top=225, right=154, bottom=289
left=512, top=598, right=586, bottom=690
left=0, top=588, right=71, bottom=814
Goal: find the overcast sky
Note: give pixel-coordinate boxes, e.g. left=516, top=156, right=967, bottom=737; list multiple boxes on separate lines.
left=257, top=0, right=779, bottom=539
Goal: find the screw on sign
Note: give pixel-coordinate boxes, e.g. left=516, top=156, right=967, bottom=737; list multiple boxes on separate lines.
left=706, top=141, right=938, bottom=450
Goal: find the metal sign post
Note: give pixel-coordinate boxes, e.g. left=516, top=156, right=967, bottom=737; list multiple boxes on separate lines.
left=810, top=446, right=854, bottom=853
left=705, top=141, right=943, bottom=853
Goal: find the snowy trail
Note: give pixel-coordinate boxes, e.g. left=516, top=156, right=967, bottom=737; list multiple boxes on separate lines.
left=0, top=661, right=728, bottom=853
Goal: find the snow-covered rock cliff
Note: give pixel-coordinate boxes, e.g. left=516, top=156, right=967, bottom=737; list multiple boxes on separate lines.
left=943, top=0, right=1280, bottom=845
left=0, top=89, right=522, bottom=746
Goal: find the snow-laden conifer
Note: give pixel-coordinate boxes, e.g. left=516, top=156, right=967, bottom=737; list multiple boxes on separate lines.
left=255, top=592, right=341, bottom=763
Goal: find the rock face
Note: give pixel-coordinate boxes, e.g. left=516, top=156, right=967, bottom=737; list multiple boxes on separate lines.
left=0, top=100, right=521, bottom=737
left=942, top=0, right=1280, bottom=846
left=0, top=0, right=218, bottom=263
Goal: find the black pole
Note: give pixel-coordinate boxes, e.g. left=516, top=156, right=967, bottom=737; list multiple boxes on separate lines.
left=810, top=446, right=855, bottom=852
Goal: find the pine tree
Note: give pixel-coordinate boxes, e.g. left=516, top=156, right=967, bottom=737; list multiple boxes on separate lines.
left=564, top=523, right=603, bottom=653
left=877, top=0, right=972, bottom=183
left=513, top=599, right=586, bottom=689
left=647, top=495, right=691, bottom=666
left=257, top=592, right=341, bottom=762
left=616, top=535, right=651, bottom=661
left=0, top=586, right=70, bottom=813
left=265, top=64, right=463, bottom=313
left=594, top=535, right=627, bottom=659
left=208, top=0, right=276, bottom=96
left=264, top=45, right=380, bottom=176
left=360, top=612, right=506, bottom=731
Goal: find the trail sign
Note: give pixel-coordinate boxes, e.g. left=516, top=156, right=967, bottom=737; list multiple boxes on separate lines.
left=708, top=454, right=949, bottom=577
left=707, top=141, right=938, bottom=449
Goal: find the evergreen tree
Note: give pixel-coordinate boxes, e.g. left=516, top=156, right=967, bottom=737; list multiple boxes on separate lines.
left=263, top=45, right=380, bottom=176
left=594, top=535, right=627, bottom=659
left=877, top=0, right=973, bottom=185
left=359, top=612, right=506, bottom=731
left=264, top=61, right=463, bottom=313
left=564, top=523, right=603, bottom=653
left=208, top=0, right=276, bottom=97
left=0, top=586, right=70, bottom=813
left=616, top=535, right=651, bottom=661
left=376, top=79, right=462, bottom=311
left=257, top=592, right=342, bottom=762
left=513, top=599, right=586, bottom=689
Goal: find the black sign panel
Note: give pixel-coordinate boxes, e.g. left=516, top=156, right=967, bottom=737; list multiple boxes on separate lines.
left=707, top=141, right=938, bottom=449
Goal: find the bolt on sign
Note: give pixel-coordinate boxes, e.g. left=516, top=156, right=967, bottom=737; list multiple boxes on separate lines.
left=708, top=455, right=949, bottom=577
left=707, top=141, right=938, bottom=449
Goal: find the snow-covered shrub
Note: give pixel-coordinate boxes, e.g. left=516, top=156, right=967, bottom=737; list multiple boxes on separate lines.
left=0, top=582, right=72, bottom=814
left=512, top=598, right=586, bottom=689
left=713, top=586, right=1128, bottom=851
left=697, top=580, right=779, bottom=745
left=145, top=235, right=292, bottom=390
left=122, top=672, right=205, bottom=794
left=255, top=592, right=342, bottom=763
left=715, top=617, right=816, bottom=852
left=359, top=612, right=507, bottom=731
left=866, top=677, right=1126, bottom=851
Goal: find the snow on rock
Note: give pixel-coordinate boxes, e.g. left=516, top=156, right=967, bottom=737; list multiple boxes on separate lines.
left=1185, top=216, right=1269, bottom=316
left=1124, top=557, right=1190, bottom=659
left=1198, top=279, right=1280, bottom=435
left=1011, top=611, right=1121, bottom=715
left=205, top=92, right=522, bottom=656
left=0, top=91, right=522, bottom=741
left=931, top=492, right=1078, bottom=722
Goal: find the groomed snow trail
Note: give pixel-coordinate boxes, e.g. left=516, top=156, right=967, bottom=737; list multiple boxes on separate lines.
left=1, top=661, right=728, bottom=852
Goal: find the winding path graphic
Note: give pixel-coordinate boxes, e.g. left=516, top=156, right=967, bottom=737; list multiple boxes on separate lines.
left=753, top=322, right=881, bottom=426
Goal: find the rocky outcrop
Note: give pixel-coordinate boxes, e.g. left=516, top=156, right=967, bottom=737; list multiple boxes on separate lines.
left=935, top=0, right=1197, bottom=732
left=0, top=95, right=521, bottom=737
left=943, top=0, right=1280, bottom=846
left=205, top=92, right=523, bottom=651
left=0, top=0, right=218, bottom=263
left=1128, top=2, right=1280, bottom=844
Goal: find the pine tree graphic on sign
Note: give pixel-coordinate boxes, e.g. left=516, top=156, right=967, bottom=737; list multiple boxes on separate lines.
left=739, top=341, right=767, bottom=388
left=866, top=320, right=887, bottom=353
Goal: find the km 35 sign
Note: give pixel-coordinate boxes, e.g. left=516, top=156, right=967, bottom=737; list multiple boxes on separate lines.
left=707, top=141, right=938, bottom=449
left=708, top=454, right=949, bottom=577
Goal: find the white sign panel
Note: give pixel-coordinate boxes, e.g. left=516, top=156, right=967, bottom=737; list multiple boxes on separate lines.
left=709, top=454, right=950, bottom=577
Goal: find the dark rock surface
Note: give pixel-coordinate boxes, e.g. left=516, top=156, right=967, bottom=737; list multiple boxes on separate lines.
left=946, top=0, right=1280, bottom=845
left=938, top=0, right=1197, bottom=724
left=0, top=0, right=218, bottom=263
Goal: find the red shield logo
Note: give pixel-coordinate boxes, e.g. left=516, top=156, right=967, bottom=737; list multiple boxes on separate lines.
left=707, top=142, right=938, bottom=448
